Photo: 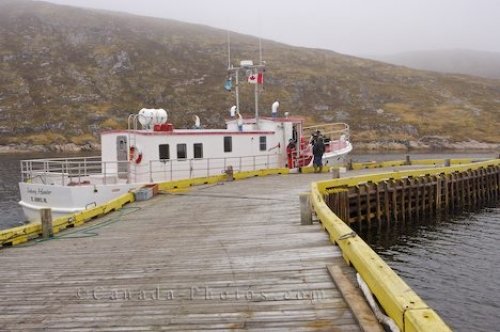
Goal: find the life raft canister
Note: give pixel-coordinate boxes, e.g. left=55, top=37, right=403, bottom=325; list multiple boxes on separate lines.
left=129, top=145, right=143, bottom=164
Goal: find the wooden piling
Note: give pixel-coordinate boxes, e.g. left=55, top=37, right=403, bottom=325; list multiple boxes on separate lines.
left=40, top=208, right=53, bottom=239
left=407, top=177, right=414, bottom=220
left=435, top=175, right=442, bottom=212
left=376, top=183, right=382, bottom=228
left=444, top=174, right=450, bottom=213
left=356, top=186, right=362, bottom=230
left=421, top=177, right=427, bottom=218
left=365, top=183, right=372, bottom=227
left=326, top=165, right=499, bottom=233
left=225, top=166, right=234, bottom=182
left=415, top=177, right=421, bottom=220
left=299, top=192, right=312, bottom=225
left=389, top=180, right=396, bottom=222
left=401, top=179, right=407, bottom=224
left=384, top=181, right=391, bottom=225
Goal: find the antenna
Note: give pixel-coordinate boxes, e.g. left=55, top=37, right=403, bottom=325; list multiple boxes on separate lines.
left=259, top=37, right=262, bottom=64
left=227, top=31, right=231, bottom=69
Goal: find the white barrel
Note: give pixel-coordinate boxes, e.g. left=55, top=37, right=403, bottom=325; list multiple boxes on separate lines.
left=138, top=108, right=153, bottom=128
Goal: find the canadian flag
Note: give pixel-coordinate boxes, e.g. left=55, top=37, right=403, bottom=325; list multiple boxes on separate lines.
left=248, top=72, right=264, bottom=84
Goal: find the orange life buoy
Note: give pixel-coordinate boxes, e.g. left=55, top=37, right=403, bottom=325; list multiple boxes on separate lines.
left=129, top=145, right=143, bottom=164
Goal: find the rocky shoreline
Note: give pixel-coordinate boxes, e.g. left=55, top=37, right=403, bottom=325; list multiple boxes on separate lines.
left=0, top=142, right=101, bottom=154
left=0, top=139, right=498, bottom=154
left=355, top=139, right=499, bottom=152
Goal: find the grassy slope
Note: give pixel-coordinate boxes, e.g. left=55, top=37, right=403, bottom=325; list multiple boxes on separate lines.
left=0, top=0, right=499, bottom=147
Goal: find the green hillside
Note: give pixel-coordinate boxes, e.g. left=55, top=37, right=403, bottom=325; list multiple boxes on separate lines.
left=1, top=0, right=499, bottom=151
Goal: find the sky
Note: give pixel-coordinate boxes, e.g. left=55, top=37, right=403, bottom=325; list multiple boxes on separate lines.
left=41, top=0, right=500, bottom=56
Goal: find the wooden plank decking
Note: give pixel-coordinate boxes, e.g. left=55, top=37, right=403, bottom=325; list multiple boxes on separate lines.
left=0, top=173, right=380, bottom=331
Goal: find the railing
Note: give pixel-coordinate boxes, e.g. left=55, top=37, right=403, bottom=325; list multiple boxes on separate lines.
left=20, top=154, right=283, bottom=186
left=303, top=123, right=350, bottom=142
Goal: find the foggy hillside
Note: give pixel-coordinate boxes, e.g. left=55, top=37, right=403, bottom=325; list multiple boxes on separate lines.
left=370, top=49, right=500, bottom=80
left=0, top=0, right=499, bottom=151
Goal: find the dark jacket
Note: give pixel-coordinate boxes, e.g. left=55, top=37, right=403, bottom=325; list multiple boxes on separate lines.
left=312, top=139, right=325, bottom=156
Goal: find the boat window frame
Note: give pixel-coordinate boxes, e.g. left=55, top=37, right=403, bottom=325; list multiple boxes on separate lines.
left=259, top=136, right=267, bottom=151
left=223, top=136, right=232, bottom=153
left=193, top=143, right=203, bottom=159
left=159, top=144, right=170, bottom=162
left=176, top=143, right=187, bottom=160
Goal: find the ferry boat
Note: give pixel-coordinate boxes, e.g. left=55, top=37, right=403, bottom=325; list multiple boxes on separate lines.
left=18, top=60, right=352, bottom=222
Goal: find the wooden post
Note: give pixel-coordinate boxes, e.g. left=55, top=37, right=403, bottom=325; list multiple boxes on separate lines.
left=341, top=190, right=349, bottom=223
left=331, top=167, right=340, bottom=179
left=407, top=177, right=414, bottom=221
left=427, top=176, right=434, bottom=219
left=391, top=180, right=398, bottom=222
left=356, top=186, right=362, bottom=230
left=365, top=183, right=372, bottom=227
left=415, top=177, right=420, bottom=220
left=466, top=170, right=472, bottom=210
left=299, top=193, right=312, bottom=225
left=487, top=168, right=493, bottom=204
left=225, top=165, right=234, bottom=182
left=443, top=175, right=449, bottom=213
left=421, top=176, right=427, bottom=218
left=401, top=179, right=406, bottom=224
left=405, top=155, right=411, bottom=165
left=384, top=181, right=391, bottom=225
left=450, top=173, right=456, bottom=212
left=40, top=208, right=53, bottom=239
left=494, top=167, right=499, bottom=202
left=480, top=168, right=486, bottom=205
left=472, top=170, right=478, bottom=209
left=435, top=175, right=442, bottom=212
left=375, top=183, right=382, bottom=228
left=459, top=172, right=465, bottom=210
left=476, top=169, right=481, bottom=208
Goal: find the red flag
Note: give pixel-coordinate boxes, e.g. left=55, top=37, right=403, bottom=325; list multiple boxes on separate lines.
left=257, top=72, right=264, bottom=84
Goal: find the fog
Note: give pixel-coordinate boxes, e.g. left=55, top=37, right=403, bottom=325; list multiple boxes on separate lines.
left=41, top=0, right=500, bottom=56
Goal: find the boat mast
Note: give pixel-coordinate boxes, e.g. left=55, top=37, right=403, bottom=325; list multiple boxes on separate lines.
left=226, top=34, right=265, bottom=127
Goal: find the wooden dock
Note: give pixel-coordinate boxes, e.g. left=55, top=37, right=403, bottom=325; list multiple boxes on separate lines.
left=0, top=173, right=381, bottom=331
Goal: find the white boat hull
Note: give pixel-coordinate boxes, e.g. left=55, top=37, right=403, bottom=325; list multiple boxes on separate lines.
left=18, top=182, right=140, bottom=223
left=323, top=141, right=353, bottom=166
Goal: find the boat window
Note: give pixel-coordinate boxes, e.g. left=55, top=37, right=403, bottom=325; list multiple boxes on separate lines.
left=194, top=143, right=203, bottom=159
left=159, top=144, right=170, bottom=161
left=177, top=144, right=187, bottom=159
left=224, top=136, right=232, bottom=153
left=259, top=136, right=267, bottom=151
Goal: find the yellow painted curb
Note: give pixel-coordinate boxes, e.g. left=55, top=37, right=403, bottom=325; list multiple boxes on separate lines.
left=308, top=159, right=500, bottom=331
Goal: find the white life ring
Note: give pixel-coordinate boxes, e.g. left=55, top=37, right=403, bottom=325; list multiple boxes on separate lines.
left=129, top=145, right=143, bottom=164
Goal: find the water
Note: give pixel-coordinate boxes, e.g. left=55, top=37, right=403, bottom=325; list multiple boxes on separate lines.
left=1, top=151, right=499, bottom=331
left=0, top=152, right=94, bottom=229
left=365, top=207, right=500, bottom=332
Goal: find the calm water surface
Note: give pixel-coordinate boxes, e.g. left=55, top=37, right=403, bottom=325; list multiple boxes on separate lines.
left=363, top=207, right=500, bottom=332
left=0, top=151, right=499, bottom=331
left=0, top=152, right=94, bottom=229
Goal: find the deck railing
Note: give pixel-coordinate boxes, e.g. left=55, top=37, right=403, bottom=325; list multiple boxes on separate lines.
left=20, top=154, right=283, bottom=186
left=303, top=123, right=350, bottom=142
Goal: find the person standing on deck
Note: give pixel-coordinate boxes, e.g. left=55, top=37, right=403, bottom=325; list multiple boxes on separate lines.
left=271, top=100, right=279, bottom=118
left=310, top=130, right=321, bottom=145
left=312, top=137, right=325, bottom=173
